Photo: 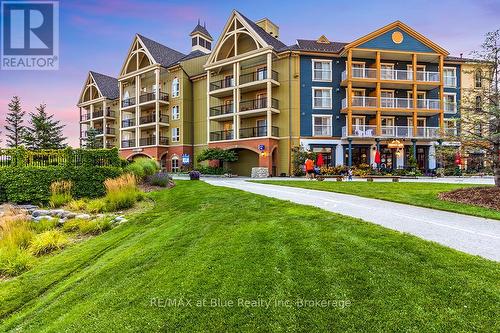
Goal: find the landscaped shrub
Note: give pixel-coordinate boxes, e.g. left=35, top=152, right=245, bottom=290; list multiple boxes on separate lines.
left=189, top=170, right=201, bottom=180
left=29, top=230, right=69, bottom=256
left=125, top=158, right=159, bottom=181
left=29, top=218, right=58, bottom=233
left=194, top=166, right=231, bottom=175
left=0, top=217, right=33, bottom=250
left=0, top=247, right=34, bottom=277
left=103, top=174, right=140, bottom=211
left=63, top=218, right=112, bottom=236
left=49, top=180, right=73, bottom=208
left=66, top=199, right=87, bottom=211
left=0, top=166, right=122, bottom=204
left=147, top=172, right=171, bottom=187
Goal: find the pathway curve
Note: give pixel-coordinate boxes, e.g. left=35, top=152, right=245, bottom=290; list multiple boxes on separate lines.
left=204, top=179, right=500, bottom=262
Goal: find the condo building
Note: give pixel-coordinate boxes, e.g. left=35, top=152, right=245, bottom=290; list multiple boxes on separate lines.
left=77, top=10, right=478, bottom=176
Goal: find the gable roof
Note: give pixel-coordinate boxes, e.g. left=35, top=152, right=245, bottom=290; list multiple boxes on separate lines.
left=89, top=71, right=119, bottom=100
left=235, top=11, right=288, bottom=52
left=292, top=39, right=348, bottom=53
left=342, top=21, right=449, bottom=55
left=190, top=23, right=213, bottom=40
left=137, top=34, right=186, bottom=68
left=180, top=49, right=208, bottom=62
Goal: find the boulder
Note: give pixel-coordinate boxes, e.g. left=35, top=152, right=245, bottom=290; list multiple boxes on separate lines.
left=75, top=213, right=91, bottom=220
left=34, top=215, right=54, bottom=222
left=32, top=209, right=50, bottom=217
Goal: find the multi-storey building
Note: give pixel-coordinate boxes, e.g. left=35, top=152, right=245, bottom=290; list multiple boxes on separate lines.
left=78, top=11, right=477, bottom=176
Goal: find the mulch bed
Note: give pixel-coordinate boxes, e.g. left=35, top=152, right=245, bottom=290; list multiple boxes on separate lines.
left=439, top=187, right=500, bottom=211
left=138, top=181, right=175, bottom=193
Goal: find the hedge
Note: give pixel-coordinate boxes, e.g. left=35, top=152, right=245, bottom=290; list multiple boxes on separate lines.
left=0, top=166, right=122, bottom=204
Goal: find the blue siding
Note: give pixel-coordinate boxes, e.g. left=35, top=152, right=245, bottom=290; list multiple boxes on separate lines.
left=358, top=29, right=435, bottom=53
left=300, top=56, right=345, bottom=137
left=444, top=63, right=461, bottom=120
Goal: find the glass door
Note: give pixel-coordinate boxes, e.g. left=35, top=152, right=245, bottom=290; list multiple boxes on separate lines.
left=256, top=119, right=267, bottom=137
left=381, top=90, right=394, bottom=108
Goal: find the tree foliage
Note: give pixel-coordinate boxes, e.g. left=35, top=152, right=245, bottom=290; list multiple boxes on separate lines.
left=5, top=96, right=25, bottom=148
left=23, top=104, right=66, bottom=150
left=458, top=29, right=500, bottom=186
left=84, top=127, right=100, bottom=149
left=196, top=148, right=238, bottom=163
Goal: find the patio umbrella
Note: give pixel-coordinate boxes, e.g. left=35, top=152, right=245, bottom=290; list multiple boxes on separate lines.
left=455, top=152, right=462, bottom=166
left=375, top=150, right=381, bottom=164
left=316, top=153, right=324, bottom=167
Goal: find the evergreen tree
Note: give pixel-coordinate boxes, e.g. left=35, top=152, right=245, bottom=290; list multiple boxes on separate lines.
left=23, top=104, right=67, bottom=149
left=4, top=96, right=25, bottom=148
left=84, top=127, right=100, bottom=149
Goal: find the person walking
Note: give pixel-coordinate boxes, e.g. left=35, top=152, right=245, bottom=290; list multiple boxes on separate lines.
left=347, top=168, right=353, bottom=181
left=305, top=156, right=315, bottom=180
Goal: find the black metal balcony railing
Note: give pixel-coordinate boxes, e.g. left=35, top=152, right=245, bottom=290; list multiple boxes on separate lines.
left=139, top=92, right=169, bottom=104
left=106, top=109, right=116, bottom=117
left=240, top=98, right=279, bottom=112
left=239, top=69, right=279, bottom=85
left=121, top=139, right=135, bottom=148
left=239, top=126, right=279, bottom=139
left=210, top=103, right=234, bottom=117
left=210, top=130, right=234, bottom=141
left=159, top=136, right=169, bottom=145
left=139, top=113, right=169, bottom=125
left=92, top=110, right=103, bottom=118
left=139, top=137, right=156, bottom=146
left=80, top=113, right=91, bottom=121
left=122, top=97, right=136, bottom=108
left=160, top=114, right=169, bottom=123
left=105, top=127, right=116, bottom=135
left=121, top=119, right=135, bottom=127
left=209, top=77, right=234, bottom=91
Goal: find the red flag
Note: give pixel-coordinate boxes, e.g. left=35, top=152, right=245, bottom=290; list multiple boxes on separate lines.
left=375, top=150, right=381, bottom=164
left=316, top=153, right=324, bottom=167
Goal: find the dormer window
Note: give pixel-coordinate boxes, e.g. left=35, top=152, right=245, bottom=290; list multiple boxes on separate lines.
left=190, top=20, right=213, bottom=54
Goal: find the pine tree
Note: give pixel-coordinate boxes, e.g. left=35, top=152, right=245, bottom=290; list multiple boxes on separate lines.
left=4, top=96, right=26, bottom=148
left=84, top=127, right=100, bottom=149
left=23, top=104, right=67, bottom=149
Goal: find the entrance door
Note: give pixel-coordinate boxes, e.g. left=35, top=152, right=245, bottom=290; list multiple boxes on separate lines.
left=408, top=91, right=426, bottom=108
left=380, top=63, right=394, bottom=80
left=417, top=147, right=427, bottom=170
left=381, top=90, right=394, bottom=108
left=256, top=119, right=267, bottom=137
left=256, top=93, right=267, bottom=109
left=223, top=121, right=233, bottom=140
left=381, top=117, right=395, bottom=136
left=352, top=116, right=365, bottom=136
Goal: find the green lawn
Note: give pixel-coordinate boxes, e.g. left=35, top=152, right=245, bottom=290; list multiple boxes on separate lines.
left=1, top=181, right=498, bottom=332
left=253, top=181, right=500, bottom=220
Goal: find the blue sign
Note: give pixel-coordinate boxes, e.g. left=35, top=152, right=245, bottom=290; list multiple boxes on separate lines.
left=181, top=154, right=190, bottom=165
left=258, top=144, right=265, bottom=151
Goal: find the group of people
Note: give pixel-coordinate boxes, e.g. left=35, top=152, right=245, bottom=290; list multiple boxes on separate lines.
left=304, top=154, right=353, bottom=181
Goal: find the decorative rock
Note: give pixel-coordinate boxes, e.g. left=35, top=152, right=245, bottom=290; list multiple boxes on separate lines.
left=50, top=209, right=66, bottom=217
left=65, top=212, right=77, bottom=219
left=32, top=209, right=50, bottom=217
left=113, top=216, right=126, bottom=223
left=251, top=167, right=269, bottom=178
left=34, top=215, right=54, bottom=222
left=75, top=213, right=91, bottom=220
left=58, top=217, right=67, bottom=224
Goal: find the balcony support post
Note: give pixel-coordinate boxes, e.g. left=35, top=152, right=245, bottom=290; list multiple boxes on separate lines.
left=347, top=49, right=352, bottom=80
left=266, top=52, right=272, bottom=137
left=90, top=103, right=94, bottom=131
left=439, top=54, right=445, bottom=129
left=79, top=108, right=83, bottom=148
left=235, top=62, right=240, bottom=140
left=412, top=53, right=417, bottom=82
left=347, top=138, right=352, bottom=168
left=155, top=68, right=160, bottom=146
left=376, top=82, right=381, bottom=136
left=119, top=81, right=123, bottom=149
left=376, top=51, right=381, bottom=80
left=135, top=75, right=140, bottom=148
left=412, top=139, right=417, bottom=162
left=206, top=70, right=211, bottom=142
left=347, top=81, right=353, bottom=136
left=103, top=100, right=107, bottom=148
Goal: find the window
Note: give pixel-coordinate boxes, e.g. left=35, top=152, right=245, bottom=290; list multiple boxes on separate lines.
left=444, top=119, right=457, bottom=136
left=312, top=60, right=332, bottom=81
left=172, top=77, right=180, bottom=97
left=444, top=93, right=456, bottom=114
left=312, top=87, right=332, bottom=109
left=171, top=157, right=179, bottom=173
left=172, top=128, right=180, bottom=142
left=475, top=70, right=482, bottom=88
left=380, top=63, right=395, bottom=80
left=474, top=122, right=483, bottom=136
left=206, top=41, right=211, bottom=49
left=475, top=96, right=482, bottom=111
left=172, top=105, right=180, bottom=120
left=256, top=67, right=267, bottom=81
left=312, top=115, right=332, bottom=136
left=443, top=67, right=457, bottom=87
left=192, top=37, right=197, bottom=46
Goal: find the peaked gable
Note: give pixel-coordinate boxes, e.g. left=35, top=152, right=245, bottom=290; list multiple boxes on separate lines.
left=90, top=71, right=119, bottom=100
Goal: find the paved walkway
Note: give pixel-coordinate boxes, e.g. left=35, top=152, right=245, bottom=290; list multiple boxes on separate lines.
left=204, top=179, right=500, bottom=262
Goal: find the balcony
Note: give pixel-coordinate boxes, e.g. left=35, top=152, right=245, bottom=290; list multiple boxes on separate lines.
left=209, top=77, right=234, bottom=92
left=444, top=102, right=457, bottom=114
left=444, top=75, right=457, bottom=88
left=139, top=113, right=169, bottom=125
left=416, top=99, right=440, bottom=110
left=159, top=136, right=169, bottom=145
left=139, top=137, right=155, bottom=146
left=105, top=127, right=116, bottom=135
left=121, top=139, right=135, bottom=148
left=139, top=92, right=169, bottom=104
left=121, top=119, right=135, bottom=128
left=80, top=113, right=91, bottom=121
left=93, top=109, right=116, bottom=118
left=240, top=98, right=279, bottom=112
left=240, top=69, right=279, bottom=85
left=380, top=69, right=412, bottom=81
left=239, top=126, right=279, bottom=139
left=122, top=97, right=136, bottom=108
left=416, top=71, right=440, bottom=83
left=210, top=103, right=234, bottom=117
left=342, top=125, right=441, bottom=139
left=341, top=97, right=440, bottom=111
left=341, top=67, right=441, bottom=84
left=210, top=130, right=234, bottom=141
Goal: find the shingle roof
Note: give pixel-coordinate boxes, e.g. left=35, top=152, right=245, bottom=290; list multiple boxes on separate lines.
left=180, top=50, right=208, bottom=62
left=445, top=55, right=479, bottom=63
left=190, top=23, right=213, bottom=40
left=89, top=71, right=119, bottom=100
left=137, top=34, right=186, bottom=68
left=292, top=39, right=348, bottom=53
left=236, top=11, right=289, bottom=52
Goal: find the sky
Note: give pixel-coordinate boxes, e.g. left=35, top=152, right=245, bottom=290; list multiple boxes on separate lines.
left=0, top=0, right=499, bottom=147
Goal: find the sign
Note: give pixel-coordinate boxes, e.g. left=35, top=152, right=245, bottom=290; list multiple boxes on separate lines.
left=132, top=148, right=143, bottom=153
left=258, top=144, right=265, bottom=151
left=387, top=140, right=404, bottom=149
left=1, top=1, right=60, bottom=70
left=182, top=154, right=190, bottom=165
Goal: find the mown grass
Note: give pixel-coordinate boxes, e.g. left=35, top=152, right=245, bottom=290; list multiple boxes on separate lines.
left=0, top=181, right=498, bottom=332
left=253, top=180, right=500, bottom=220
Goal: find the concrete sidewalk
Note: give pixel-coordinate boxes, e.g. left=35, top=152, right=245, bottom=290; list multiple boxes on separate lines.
left=204, top=179, right=500, bottom=262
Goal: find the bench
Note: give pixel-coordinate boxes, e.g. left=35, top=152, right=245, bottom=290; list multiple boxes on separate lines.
left=364, top=175, right=401, bottom=182
left=316, top=175, right=344, bottom=182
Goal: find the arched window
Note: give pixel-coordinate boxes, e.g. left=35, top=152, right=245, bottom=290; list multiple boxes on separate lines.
left=474, top=70, right=482, bottom=88
left=171, top=77, right=179, bottom=97
left=171, top=156, right=179, bottom=173
left=475, top=96, right=482, bottom=111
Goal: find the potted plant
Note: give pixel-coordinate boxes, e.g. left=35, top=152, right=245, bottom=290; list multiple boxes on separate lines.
left=189, top=170, right=201, bottom=180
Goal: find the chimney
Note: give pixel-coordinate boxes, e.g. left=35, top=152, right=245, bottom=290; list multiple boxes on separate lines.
left=255, top=18, right=279, bottom=39
left=460, top=53, right=463, bottom=58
